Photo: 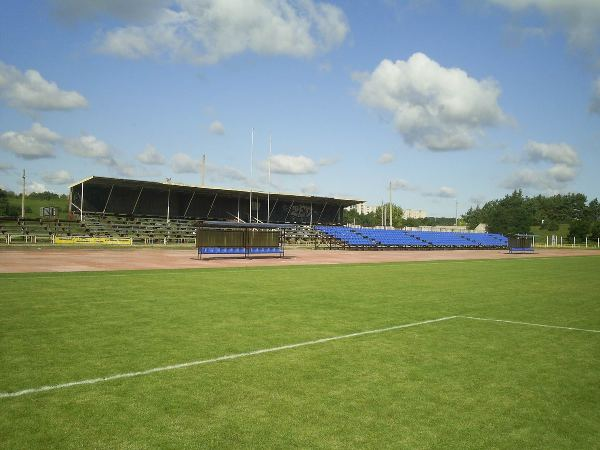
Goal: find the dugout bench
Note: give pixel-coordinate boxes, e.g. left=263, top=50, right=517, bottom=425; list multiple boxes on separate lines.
left=196, top=221, right=287, bottom=259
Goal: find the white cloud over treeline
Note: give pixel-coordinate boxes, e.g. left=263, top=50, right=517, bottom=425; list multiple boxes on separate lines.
left=93, top=0, right=349, bottom=65
left=355, top=53, right=507, bottom=151
left=0, top=61, right=87, bottom=112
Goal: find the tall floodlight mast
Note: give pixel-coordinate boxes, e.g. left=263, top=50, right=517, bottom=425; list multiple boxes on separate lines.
left=21, top=169, right=26, bottom=218
left=268, top=135, right=271, bottom=222
left=249, top=128, right=254, bottom=223
left=389, top=181, right=393, bottom=228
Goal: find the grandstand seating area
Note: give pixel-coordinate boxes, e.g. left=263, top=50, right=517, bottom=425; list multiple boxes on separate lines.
left=315, top=226, right=507, bottom=249
left=82, top=214, right=197, bottom=243
left=0, top=217, right=88, bottom=243
left=1, top=215, right=508, bottom=249
left=315, top=226, right=376, bottom=247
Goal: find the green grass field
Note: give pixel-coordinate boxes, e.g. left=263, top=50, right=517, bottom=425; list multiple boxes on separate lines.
left=1, top=257, right=599, bottom=448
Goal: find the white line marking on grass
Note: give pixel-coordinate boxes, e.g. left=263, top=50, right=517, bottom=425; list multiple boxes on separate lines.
left=460, top=316, right=600, bottom=334
left=0, top=316, right=457, bottom=399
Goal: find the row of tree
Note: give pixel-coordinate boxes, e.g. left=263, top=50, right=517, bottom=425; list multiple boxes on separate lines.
left=344, top=204, right=457, bottom=228
left=0, top=189, right=68, bottom=216
left=462, top=191, right=600, bottom=238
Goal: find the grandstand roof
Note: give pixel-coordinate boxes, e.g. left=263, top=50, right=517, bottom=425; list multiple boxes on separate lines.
left=69, top=176, right=362, bottom=207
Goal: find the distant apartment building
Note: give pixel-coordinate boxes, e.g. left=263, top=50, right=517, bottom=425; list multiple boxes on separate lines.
left=348, top=203, right=377, bottom=215
left=403, top=209, right=427, bottom=219
left=349, top=204, right=427, bottom=219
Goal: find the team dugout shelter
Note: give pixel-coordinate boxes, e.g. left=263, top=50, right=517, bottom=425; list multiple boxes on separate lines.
left=196, top=221, right=294, bottom=259
left=68, top=176, right=361, bottom=225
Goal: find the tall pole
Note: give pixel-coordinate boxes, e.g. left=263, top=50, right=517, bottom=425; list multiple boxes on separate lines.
left=455, top=200, right=458, bottom=226
left=21, top=169, right=25, bottom=218
left=80, top=182, right=83, bottom=222
left=249, top=128, right=253, bottom=223
left=201, top=154, right=206, bottom=187
left=389, top=181, right=392, bottom=228
left=268, top=134, right=271, bottom=223
left=167, top=189, right=170, bottom=223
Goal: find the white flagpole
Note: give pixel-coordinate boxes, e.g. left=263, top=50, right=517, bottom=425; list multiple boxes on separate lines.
left=268, top=134, right=271, bottom=223
left=249, top=128, right=254, bottom=223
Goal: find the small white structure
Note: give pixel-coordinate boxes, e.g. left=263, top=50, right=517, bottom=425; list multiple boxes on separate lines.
left=403, top=209, right=427, bottom=219
left=348, top=203, right=378, bottom=215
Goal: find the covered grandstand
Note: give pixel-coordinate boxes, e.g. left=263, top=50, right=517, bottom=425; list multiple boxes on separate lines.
left=68, top=176, right=361, bottom=225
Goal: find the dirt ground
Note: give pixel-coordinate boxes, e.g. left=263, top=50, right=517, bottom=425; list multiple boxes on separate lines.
left=1, top=246, right=599, bottom=273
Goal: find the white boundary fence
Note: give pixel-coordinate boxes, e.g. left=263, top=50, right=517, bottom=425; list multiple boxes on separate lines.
left=534, top=235, right=600, bottom=248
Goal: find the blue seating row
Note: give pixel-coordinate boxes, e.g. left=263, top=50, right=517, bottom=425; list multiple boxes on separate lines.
left=316, top=226, right=507, bottom=249
left=315, top=226, right=375, bottom=247
left=198, top=246, right=283, bottom=257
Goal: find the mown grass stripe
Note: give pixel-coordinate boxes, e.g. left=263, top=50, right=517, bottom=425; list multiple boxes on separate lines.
left=0, top=316, right=457, bottom=399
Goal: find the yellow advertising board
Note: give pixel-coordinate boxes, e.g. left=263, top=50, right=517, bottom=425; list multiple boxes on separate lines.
left=54, top=236, right=133, bottom=245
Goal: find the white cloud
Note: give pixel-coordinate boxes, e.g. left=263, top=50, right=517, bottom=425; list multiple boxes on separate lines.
left=64, top=135, right=111, bottom=158
left=525, top=140, right=579, bottom=166
left=137, top=144, right=165, bottom=165
left=27, top=181, right=47, bottom=193
left=390, top=179, right=414, bottom=191
left=64, top=134, right=134, bottom=177
left=488, top=0, right=600, bottom=52
left=0, top=61, right=88, bottom=112
left=51, top=0, right=168, bottom=21
left=591, top=77, right=600, bottom=113
left=269, top=154, right=318, bottom=174
left=547, top=163, right=577, bottom=182
left=171, top=152, right=249, bottom=183
left=42, top=170, right=75, bottom=185
left=317, top=156, right=339, bottom=166
left=318, top=62, right=332, bottom=72
left=436, top=186, right=457, bottom=198
left=0, top=123, right=61, bottom=159
left=355, top=52, right=507, bottom=151
left=97, top=0, right=349, bottom=64
left=301, top=182, right=319, bottom=194
left=209, top=120, right=225, bottom=135
left=0, top=162, right=14, bottom=172
left=171, top=152, right=199, bottom=174
left=503, top=140, right=580, bottom=190
left=422, top=186, right=456, bottom=198
left=209, top=164, right=248, bottom=183
left=377, top=152, right=395, bottom=164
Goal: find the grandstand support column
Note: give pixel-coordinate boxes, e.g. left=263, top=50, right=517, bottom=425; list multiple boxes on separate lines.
left=237, top=196, right=240, bottom=222
left=284, top=201, right=295, bottom=223
left=184, top=191, right=195, bottom=217
left=103, top=185, right=114, bottom=214
left=207, top=193, right=218, bottom=219
left=80, top=182, right=84, bottom=222
left=317, top=201, right=327, bottom=224
left=269, top=198, right=278, bottom=222
left=167, top=188, right=170, bottom=223
left=310, top=202, right=313, bottom=226
left=132, top=187, right=143, bottom=215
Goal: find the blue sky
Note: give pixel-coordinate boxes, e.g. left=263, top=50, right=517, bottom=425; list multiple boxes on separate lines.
left=1, top=0, right=599, bottom=217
